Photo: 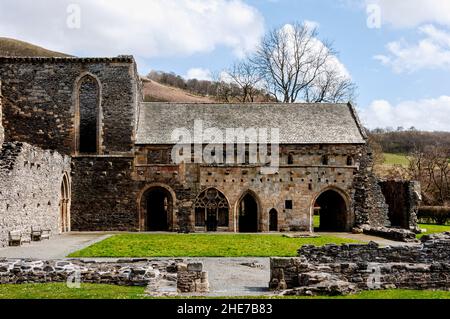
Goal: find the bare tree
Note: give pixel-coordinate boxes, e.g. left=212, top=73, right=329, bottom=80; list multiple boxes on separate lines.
left=225, top=61, right=262, bottom=102
left=249, top=22, right=356, bottom=103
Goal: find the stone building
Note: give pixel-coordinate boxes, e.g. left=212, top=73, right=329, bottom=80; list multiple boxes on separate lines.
left=0, top=56, right=418, bottom=245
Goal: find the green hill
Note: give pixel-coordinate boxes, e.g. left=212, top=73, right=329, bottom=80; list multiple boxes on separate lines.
left=0, top=37, right=70, bottom=57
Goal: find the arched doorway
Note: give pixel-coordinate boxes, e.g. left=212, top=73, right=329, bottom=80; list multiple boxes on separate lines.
left=60, top=174, right=70, bottom=233
left=313, top=189, right=349, bottom=232
left=143, top=187, right=173, bottom=231
left=238, top=193, right=259, bottom=233
left=195, top=188, right=229, bottom=232
left=269, top=209, right=278, bottom=231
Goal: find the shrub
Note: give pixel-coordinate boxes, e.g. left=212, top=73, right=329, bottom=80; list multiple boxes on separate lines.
left=418, top=206, right=450, bottom=225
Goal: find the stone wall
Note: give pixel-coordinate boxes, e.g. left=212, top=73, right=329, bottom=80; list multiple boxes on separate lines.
left=0, top=56, right=140, bottom=155
left=71, top=156, right=138, bottom=231
left=0, top=142, right=71, bottom=247
left=134, top=144, right=369, bottom=232
left=351, top=148, right=390, bottom=229
left=379, top=180, right=420, bottom=230
left=270, top=233, right=450, bottom=296
left=0, top=258, right=209, bottom=295
left=0, top=81, right=4, bottom=146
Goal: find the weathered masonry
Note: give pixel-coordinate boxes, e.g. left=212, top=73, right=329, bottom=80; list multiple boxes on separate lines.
left=0, top=55, right=419, bottom=240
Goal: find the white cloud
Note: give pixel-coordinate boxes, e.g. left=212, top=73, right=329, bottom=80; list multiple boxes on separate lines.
left=375, top=24, right=450, bottom=73
left=366, top=0, right=450, bottom=28
left=0, top=0, right=264, bottom=58
left=281, top=23, right=351, bottom=80
left=185, top=68, right=212, bottom=81
left=360, top=96, right=450, bottom=131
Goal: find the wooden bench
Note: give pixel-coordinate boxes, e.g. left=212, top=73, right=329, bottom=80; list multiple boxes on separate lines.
left=8, top=230, right=31, bottom=246
left=31, top=227, right=51, bottom=241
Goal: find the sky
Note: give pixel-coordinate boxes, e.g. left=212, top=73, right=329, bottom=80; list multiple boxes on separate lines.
left=0, top=0, right=449, bottom=131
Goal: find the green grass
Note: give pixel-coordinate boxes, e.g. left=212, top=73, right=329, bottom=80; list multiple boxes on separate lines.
left=0, top=283, right=146, bottom=299
left=383, top=153, right=409, bottom=166
left=417, top=223, right=450, bottom=238
left=0, top=283, right=448, bottom=299
left=278, top=289, right=450, bottom=299
left=68, top=234, right=362, bottom=258
left=313, top=215, right=320, bottom=228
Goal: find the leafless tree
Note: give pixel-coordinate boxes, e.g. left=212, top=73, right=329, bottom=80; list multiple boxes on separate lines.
left=249, top=22, right=356, bottom=103
left=225, top=61, right=262, bottom=102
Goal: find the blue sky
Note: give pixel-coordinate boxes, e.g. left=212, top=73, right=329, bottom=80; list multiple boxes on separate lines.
left=1, top=0, right=449, bottom=131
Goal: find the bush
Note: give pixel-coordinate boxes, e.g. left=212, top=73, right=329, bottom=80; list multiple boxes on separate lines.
left=418, top=206, right=450, bottom=225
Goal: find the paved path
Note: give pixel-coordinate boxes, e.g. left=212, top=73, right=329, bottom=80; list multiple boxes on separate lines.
left=0, top=232, right=110, bottom=259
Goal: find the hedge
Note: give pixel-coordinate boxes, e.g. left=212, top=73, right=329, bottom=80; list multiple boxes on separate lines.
left=418, top=206, right=450, bottom=225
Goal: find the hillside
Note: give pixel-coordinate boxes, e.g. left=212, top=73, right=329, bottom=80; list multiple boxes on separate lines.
left=0, top=37, right=70, bottom=57
left=142, top=78, right=213, bottom=103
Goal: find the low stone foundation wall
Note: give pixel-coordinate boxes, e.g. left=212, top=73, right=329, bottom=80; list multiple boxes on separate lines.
left=0, top=258, right=209, bottom=296
left=270, top=233, right=450, bottom=296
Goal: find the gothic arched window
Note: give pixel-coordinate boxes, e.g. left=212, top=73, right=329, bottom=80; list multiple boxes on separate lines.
left=195, top=188, right=229, bottom=230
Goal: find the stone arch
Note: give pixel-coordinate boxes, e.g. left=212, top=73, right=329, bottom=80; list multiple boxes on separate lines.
left=311, top=187, right=352, bottom=232
left=73, top=72, right=103, bottom=155
left=235, top=189, right=261, bottom=233
left=194, top=188, right=230, bottom=232
left=138, top=184, right=177, bottom=231
left=60, top=172, right=71, bottom=233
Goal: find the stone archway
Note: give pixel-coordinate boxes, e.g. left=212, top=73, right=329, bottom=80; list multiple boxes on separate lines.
left=60, top=173, right=71, bottom=233
left=313, top=188, right=350, bottom=232
left=139, top=184, right=176, bottom=231
left=194, top=188, right=230, bottom=232
left=238, top=192, right=259, bottom=233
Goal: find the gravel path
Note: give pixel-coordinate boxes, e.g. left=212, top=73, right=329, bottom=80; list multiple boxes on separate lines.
left=0, top=232, right=110, bottom=259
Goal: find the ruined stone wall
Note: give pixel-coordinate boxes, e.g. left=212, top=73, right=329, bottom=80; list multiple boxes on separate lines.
left=379, top=180, right=420, bottom=230
left=351, top=147, right=390, bottom=228
left=0, top=81, right=4, bottom=146
left=270, top=233, right=450, bottom=295
left=0, top=142, right=71, bottom=247
left=71, top=156, right=138, bottom=231
left=0, top=56, right=140, bottom=155
left=0, top=258, right=209, bottom=295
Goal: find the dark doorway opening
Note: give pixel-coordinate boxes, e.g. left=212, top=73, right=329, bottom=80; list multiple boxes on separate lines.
left=269, top=209, right=278, bottom=231
left=78, top=75, right=100, bottom=154
left=146, top=188, right=171, bottom=231
left=239, top=193, right=258, bottom=233
left=314, top=190, right=348, bottom=232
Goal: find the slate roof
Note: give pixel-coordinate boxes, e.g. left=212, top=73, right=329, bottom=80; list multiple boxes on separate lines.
left=136, top=102, right=367, bottom=145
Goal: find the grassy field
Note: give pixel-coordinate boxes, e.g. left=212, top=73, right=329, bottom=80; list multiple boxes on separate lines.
left=0, top=283, right=146, bottom=299
left=417, top=223, right=450, bottom=238
left=383, top=153, right=409, bottom=166
left=0, top=283, right=449, bottom=299
left=68, top=234, right=361, bottom=258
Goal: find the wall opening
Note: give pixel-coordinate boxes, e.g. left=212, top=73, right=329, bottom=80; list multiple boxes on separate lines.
left=238, top=193, right=258, bottom=233
left=194, top=188, right=229, bottom=232
left=144, top=187, right=173, bottom=231
left=60, top=174, right=70, bottom=233
left=314, top=189, right=349, bottom=232
left=269, top=209, right=278, bottom=231
left=77, top=75, right=100, bottom=154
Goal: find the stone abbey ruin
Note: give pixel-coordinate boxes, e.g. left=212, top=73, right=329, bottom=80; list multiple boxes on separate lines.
left=0, top=55, right=421, bottom=247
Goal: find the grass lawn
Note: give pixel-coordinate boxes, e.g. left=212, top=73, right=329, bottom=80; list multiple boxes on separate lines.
left=0, top=283, right=146, bottom=299
left=0, top=283, right=449, bottom=299
left=417, top=223, right=450, bottom=238
left=68, top=234, right=362, bottom=258
left=383, top=153, right=409, bottom=166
